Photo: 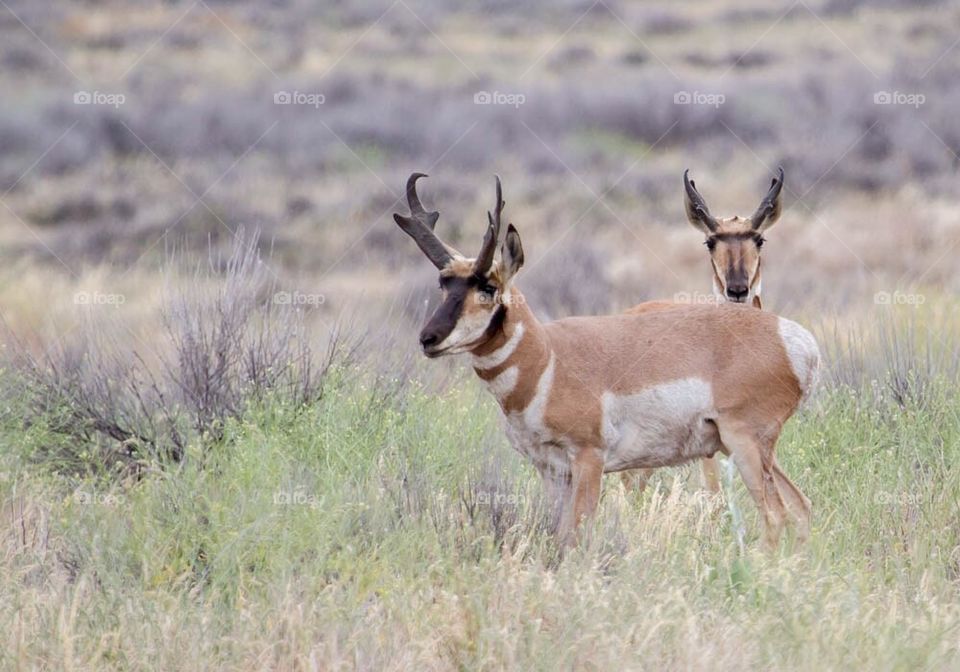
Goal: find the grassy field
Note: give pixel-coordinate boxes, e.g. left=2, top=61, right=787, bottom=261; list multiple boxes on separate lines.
left=3, top=303, right=960, bottom=669
left=3, top=0, right=960, bottom=669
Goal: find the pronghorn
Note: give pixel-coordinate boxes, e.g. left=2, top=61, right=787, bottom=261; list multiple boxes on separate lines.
left=394, top=173, right=817, bottom=548
left=685, top=167, right=784, bottom=309
left=622, top=168, right=786, bottom=493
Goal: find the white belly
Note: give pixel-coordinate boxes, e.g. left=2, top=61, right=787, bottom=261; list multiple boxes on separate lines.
left=600, top=378, right=720, bottom=472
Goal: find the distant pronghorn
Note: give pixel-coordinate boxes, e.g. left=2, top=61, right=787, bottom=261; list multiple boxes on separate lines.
left=685, top=167, right=784, bottom=309
left=623, top=168, right=786, bottom=493
left=394, top=173, right=817, bottom=548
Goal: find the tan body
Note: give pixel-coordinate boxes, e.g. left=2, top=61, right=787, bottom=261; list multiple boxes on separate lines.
left=472, top=294, right=817, bottom=546
left=394, top=173, right=815, bottom=547
left=619, top=301, right=724, bottom=493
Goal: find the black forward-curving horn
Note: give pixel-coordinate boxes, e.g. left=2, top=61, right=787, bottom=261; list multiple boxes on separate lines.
left=750, top=166, right=784, bottom=231
left=473, top=175, right=504, bottom=276
left=393, top=173, right=453, bottom=269
left=683, top=169, right=720, bottom=233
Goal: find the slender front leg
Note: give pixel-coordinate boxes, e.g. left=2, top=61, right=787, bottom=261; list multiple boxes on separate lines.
left=558, top=446, right=604, bottom=547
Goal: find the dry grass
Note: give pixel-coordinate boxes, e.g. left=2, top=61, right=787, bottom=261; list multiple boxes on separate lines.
left=2, top=313, right=960, bottom=668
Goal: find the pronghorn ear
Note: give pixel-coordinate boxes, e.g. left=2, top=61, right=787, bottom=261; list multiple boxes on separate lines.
left=500, top=224, right=524, bottom=284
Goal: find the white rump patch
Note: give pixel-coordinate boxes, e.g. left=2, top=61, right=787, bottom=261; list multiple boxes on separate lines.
left=599, top=378, right=718, bottom=471
left=778, top=317, right=820, bottom=402
left=472, top=323, right=525, bottom=370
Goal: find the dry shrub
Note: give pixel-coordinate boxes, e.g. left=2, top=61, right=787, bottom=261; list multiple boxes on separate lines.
left=6, top=232, right=359, bottom=475
left=817, top=310, right=960, bottom=408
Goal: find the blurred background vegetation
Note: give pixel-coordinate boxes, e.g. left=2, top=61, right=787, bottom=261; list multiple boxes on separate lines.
left=1, top=0, right=958, bottom=334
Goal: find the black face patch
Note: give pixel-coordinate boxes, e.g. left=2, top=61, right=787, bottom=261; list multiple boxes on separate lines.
left=425, top=276, right=472, bottom=344
left=422, top=274, right=499, bottom=349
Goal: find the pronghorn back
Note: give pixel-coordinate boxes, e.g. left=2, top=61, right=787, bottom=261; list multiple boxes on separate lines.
left=473, top=299, right=818, bottom=474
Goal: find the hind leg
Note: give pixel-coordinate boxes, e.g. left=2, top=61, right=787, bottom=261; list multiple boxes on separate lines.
left=771, top=459, right=812, bottom=543
left=715, top=421, right=787, bottom=550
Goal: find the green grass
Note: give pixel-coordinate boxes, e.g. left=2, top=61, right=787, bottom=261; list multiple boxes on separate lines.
left=2, top=370, right=960, bottom=670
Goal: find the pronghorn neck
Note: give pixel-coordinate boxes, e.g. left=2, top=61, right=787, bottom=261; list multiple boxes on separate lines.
left=470, top=289, right=551, bottom=411
left=470, top=289, right=543, bottom=361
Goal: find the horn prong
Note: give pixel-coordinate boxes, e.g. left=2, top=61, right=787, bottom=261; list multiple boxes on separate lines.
left=750, top=166, right=784, bottom=230
left=684, top=169, right=719, bottom=233
left=394, top=172, right=453, bottom=269
left=474, top=175, right=505, bottom=276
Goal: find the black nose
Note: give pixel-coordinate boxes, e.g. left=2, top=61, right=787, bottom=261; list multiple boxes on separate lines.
left=726, top=285, right=749, bottom=302
left=419, top=331, right=439, bottom=349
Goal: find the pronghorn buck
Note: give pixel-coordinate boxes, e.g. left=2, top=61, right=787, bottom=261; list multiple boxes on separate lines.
left=622, top=167, right=786, bottom=494
left=394, top=173, right=818, bottom=548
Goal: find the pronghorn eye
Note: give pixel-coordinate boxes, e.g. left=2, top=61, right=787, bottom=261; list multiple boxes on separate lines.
left=705, top=239, right=716, bottom=251
left=480, top=284, right=497, bottom=297
left=755, top=236, right=766, bottom=248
